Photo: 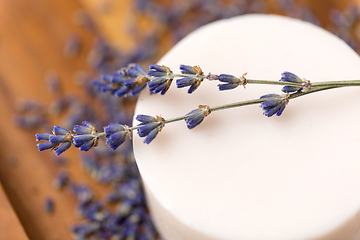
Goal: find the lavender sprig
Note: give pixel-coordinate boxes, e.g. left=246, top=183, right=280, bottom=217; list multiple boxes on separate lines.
left=93, top=64, right=360, bottom=98
left=37, top=69, right=360, bottom=155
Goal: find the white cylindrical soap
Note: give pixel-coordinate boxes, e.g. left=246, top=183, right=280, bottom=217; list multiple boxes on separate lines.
left=133, top=14, right=360, bottom=240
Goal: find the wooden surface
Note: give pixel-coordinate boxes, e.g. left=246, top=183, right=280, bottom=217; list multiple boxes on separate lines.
left=0, top=0, right=104, bottom=240
left=0, top=183, right=29, bottom=240
left=0, top=0, right=357, bottom=240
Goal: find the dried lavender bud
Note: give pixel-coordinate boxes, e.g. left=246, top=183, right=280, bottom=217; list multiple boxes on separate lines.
left=36, top=126, right=72, bottom=156
left=104, top=123, right=130, bottom=150
left=147, top=76, right=173, bottom=95
left=44, top=197, right=54, bottom=214
left=185, top=105, right=211, bottom=129
left=147, top=65, right=173, bottom=95
left=218, top=74, right=241, bottom=90
left=176, top=76, right=203, bottom=93
left=73, top=121, right=99, bottom=151
left=147, top=64, right=171, bottom=77
left=48, top=126, right=73, bottom=155
left=136, top=115, right=165, bottom=144
left=260, top=94, right=288, bottom=117
left=179, top=64, right=197, bottom=74
left=176, top=65, right=204, bottom=93
left=280, top=71, right=303, bottom=93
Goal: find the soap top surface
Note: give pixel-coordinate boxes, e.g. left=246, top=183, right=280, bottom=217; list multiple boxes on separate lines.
left=133, top=14, right=360, bottom=240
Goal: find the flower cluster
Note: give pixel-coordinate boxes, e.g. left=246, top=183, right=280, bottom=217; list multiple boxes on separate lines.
left=93, top=63, right=149, bottom=97
left=36, top=121, right=101, bottom=155
left=185, top=105, right=211, bottom=129
left=36, top=126, right=73, bottom=155
left=104, top=123, right=130, bottom=150
left=147, top=64, right=173, bottom=95
left=218, top=72, right=247, bottom=91
left=260, top=93, right=289, bottom=117
left=176, top=65, right=205, bottom=93
left=136, top=115, right=165, bottom=144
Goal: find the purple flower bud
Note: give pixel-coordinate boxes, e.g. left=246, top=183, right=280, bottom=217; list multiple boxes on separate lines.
left=280, top=71, right=303, bottom=93
left=136, top=115, right=165, bottom=144
left=260, top=94, right=288, bottom=117
left=185, top=105, right=211, bottom=129
left=104, top=123, right=129, bottom=150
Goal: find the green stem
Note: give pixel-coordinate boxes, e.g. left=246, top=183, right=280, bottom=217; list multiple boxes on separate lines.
left=246, top=79, right=300, bottom=87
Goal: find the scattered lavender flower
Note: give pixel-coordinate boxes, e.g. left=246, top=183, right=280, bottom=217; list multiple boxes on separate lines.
left=104, top=123, right=130, bottom=150
left=73, top=121, right=100, bottom=152
left=185, top=105, right=211, bottom=129
left=70, top=222, right=100, bottom=238
left=176, top=65, right=204, bottom=93
left=53, top=170, right=70, bottom=190
left=136, top=115, right=165, bottom=144
left=52, top=156, right=68, bottom=165
left=15, top=114, right=47, bottom=129
left=72, top=9, right=97, bottom=33
left=45, top=70, right=61, bottom=94
left=260, top=93, right=289, bottom=117
left=64, top=33, right=81, bottom=58
left=44, top=197, right=54, bottom=214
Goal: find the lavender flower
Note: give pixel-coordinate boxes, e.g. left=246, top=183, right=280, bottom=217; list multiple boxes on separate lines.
left=36, top=126, right=73, bottom=155
left=147, top=64, right=171, bottom=77
left=93, top=64, right=149, bottom=97
left=280, top=71, right=305, bottom=93
left=73, top=121, right=99, bottom=151
left=179, top=64, right=198, bottom=74
left=53, top=170, right=69, bottom=190
left=260, top=94, right=289, bottom=117
left=104, top=123, right=130, bottom=150
left=185, top=105, right=211, bottom=129
left=218, top=73, right=247, bottom=90
left=44, top=197, right=54, bottom=214
left=176, top=65, right=204, bottom=93
left=147, top=65, right=173, bottom=95
left=36, top=133, right=57, bottom=151
left=136, top=115, right=165, bottom=144
left=92, top=74, right=118, bottom=94
left=70, top=222, right=100, bottom=238
left=121, top=64, right=149, bottom=96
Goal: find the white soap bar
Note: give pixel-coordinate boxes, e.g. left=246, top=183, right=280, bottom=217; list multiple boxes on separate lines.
left=133, top=14, right=360, bottom=240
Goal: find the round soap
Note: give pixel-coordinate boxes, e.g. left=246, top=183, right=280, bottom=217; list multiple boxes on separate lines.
left=133, top=14, right=360, bottom=240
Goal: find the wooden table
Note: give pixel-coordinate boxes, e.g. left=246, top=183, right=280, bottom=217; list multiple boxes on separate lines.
left=0, top=0, right=356, bottom=239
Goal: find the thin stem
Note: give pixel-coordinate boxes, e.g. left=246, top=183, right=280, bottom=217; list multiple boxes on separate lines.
left=151, top=72, right=360, bottom=89
left=311, top=80, right=360, bottom=87
left=211, top=86, right=339, bottom=113
left=246, top=79, right=301, bottom=87
left=210, top=98, right=264, bottom=111
left=129, top=85, right=347, bottom=133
